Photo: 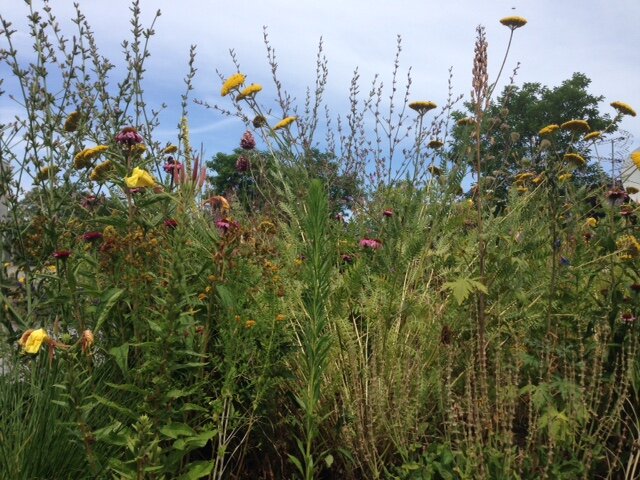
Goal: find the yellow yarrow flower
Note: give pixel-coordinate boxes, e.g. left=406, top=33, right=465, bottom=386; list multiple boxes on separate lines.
left=564, top=153, right=586, bottom=167
left=558, top=173, right=573, bottom=182
left=631, top=151, right=640, bottom=170
left=427, top=139, right=444, bottom=149
left=617, top=235, right=640, bottom=261
left=457, top=117, right=476, bottom=127
left=409, top=101, right=437, bottom=114
left=74, top=145, right=109, bottom=169
left=245, top=319, right=256, bottom=329
left=500, top=16, right=527, bottom=29
left=125, top=167, right=156, bottom=188
left=221, top=73, right=246, bottom=96
left=236, top=83, right=262, bottom=100
left=610, top=101, right=636, bottom=117
left=538, top=124, right=560, bottom=136
left=64, top=111, right=80, bottom=132
left=561, top=119, right=590, bottom=133
left=20, top=328, right=49, bottom=354
left=273, top=116, right=297, bottom=130
left=162, top=145, right=178, bottom=154
left=582, top=131, right=601, bottom=141
left=585, top=217, right=597, bottom=228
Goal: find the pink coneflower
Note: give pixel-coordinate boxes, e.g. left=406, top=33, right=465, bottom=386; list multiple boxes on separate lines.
left=240, top=131, right=256, bottom=150
left=215, top=218, right=238, bottom=233
left=341, top=254, right=353, bottom=264
left=621, top=312, right=636, bottom=324
left=53, top=250, right=71, bottom=259
left=164, top=219, right=178, bottom=229
left=82, top=231, right=103, bottom=242
left=236, top=156, right=250, bottom=172
left=115, top=126, right=144, bottom=146
left=359, top=238, right=383, bottom=250
left=163, top=158, right=183, bottom=174
left=81, top=195, right=101, bottom=210
left=383, top=209, right=393, bottom=217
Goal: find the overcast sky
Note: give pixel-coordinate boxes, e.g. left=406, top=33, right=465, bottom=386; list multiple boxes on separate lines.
left=2, top=0, right=639, bottom=162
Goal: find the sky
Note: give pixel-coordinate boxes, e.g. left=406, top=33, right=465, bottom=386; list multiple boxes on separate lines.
left=1, top=0, right=639, bottom=169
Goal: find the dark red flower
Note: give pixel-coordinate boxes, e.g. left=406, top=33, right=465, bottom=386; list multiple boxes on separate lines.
left=83, top=231, right=103, bottom=242
left=53, top=250, right=71, bottom=259
left=621, top=312, right=636, bottom=324
left=240, top=131, right=256, bottom=150
left=235, top=156, right=250, bottom=172
left=606, top=188, right=628, bottom=206
left=164, top=219, right=178, bottom=229
left=383, top=209, right=393, bottom=217
left=115, top=126, right=144, bottom=146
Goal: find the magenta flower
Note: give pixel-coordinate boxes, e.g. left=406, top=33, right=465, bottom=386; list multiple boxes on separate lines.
left=163, top=158, right=183, bottom=174
left=240, top=131, right=256, bottom=150
left=235, top=156, right=250, bottom=172
left=164, top=219, right=178, bottom=229
left=53, top=250, right=71, bottom=259
left=215, top=218, right=238, bottom=233
left=115, top=127, right=144, bottom=146
left=383, top=209, right=393, bottom=217
left=359, top=238, right=383, bottom=250
left=621, top=312, right=636, bottom=324
left=82, top=231, right=103, bottom=242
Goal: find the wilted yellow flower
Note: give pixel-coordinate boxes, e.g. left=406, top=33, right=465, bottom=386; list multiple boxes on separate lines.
left=20, top=328, right=49, bottom=354
left=221, top=73, right=246, bottom=96
left=409, top=101, right=437, bottom=114
left=617, top=235, right=640, bottom=261
left=631, top=151, right=640, bottom=169
left=81, top=329, right=94, bottom=354
left=163, top=145, right=178, bottom=154
left=516, top=186, right=529, bottom=193
left=236, top=83, right=262, bottom=100
left=64, top=111, right=80, bottom=132
left=515, top=172, right=535, bottom=181
left=561, top=119, right=590, bottom=133
left=538, top=124, right=560, bottom=136
left=198, top=293, right=207, bottom=302
left=273, top=116, right=297, bottom=130
left=457, top=117, right=476, bottom=127
left=585, top=217, right=597, bottom=228
left=125, top=167, right=156, bottom=188
left=558, top=173, right=573, bottom=182
left=500, top=16, right=528, bottom=29
left=427, top=139, right=444, bottom=149
left=428, top=165, right=442, bottom=176
left=276, top=314, right=286, bottom=322
left=74, top=145, right=109, bottom=169
left=245, top=319, right=256, bottom=329
left=627, top=186, right=640, bottom=194
left=90, top=160, right=113, bottom=182
left=610, top=101, right=636, bottom=117
left=204, top=195, right=230, bottom=211
left=532, top=174, right=544, bottom=185
left=564, top=153, right=586, bottom=167
left=582, top=131, right=601, bottom=142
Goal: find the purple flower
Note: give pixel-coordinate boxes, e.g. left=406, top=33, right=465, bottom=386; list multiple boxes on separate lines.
left=83, top=231, right=103, bottom=242
left=235, top=156, right=250, bottom=172
left=164, top=219, right=178, bottom=229
left=115, top=127, right=144, bottom=146
left=240, top=131, right=256, bottom=150
left=163, top=157, right=183, bottom=174
left=359, top=238, right=383, bottom=250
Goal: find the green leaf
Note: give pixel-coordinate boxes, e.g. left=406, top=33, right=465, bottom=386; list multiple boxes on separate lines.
left=94, top=288, right=124, bottom=333
left=179, top=461, right=214, bottom=480
left=160, top=423, right=196, bottom=439
left=443, top=277, right=487, bottom=305
left=109, top=343, right=129, bottom=376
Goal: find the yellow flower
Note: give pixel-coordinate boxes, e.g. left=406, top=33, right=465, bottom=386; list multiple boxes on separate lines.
left=409, top=101, right=437, bottom=114
left=125, top=167, right=156, bottom=188
left=273, top=116, right=297, bottom=130
left=428, top=165, right=442, bottom=176
left=276, top=314, right=286, bottom=322
left=221, top=73, right=246, bottom=96
left=515, top=172, right=535, bottom=181
left=499, top=16, right=527, bottom=29
left=617, top=235, right=640, bottom=261
left=131, top=143, right=147, bottom=155
left=538, top=124, right=559, bottom=136
left=585, top=217, right=597, bottom=228
left=532, top=174, right=544, bottom=185
left=90, top=160, right=113, bottom=182
left=163, top=145, right=178, bottom=154
left=516, top=186, right=528, bottom=193
left=457, top=117, right=476, bottom=127
left=610, top=101, right=636, bottom=117
left=64, top=111, right=80, bottom=132
left=563, top=153, right=586, bottom=167
left=582, top=131, right=601, bottom=141
left=236, top=83, right=262, bottom=100
left=631, top=151, right=640, bottom=170
left=558, top=173, right=573, bottom=182
left=20, top=328, right=49, bottom=354
left=627, top=186, right=640, bottom=194
left=74, top=145, right=109, bottom=169
left=245, top=319, right=256, bottom=329
left=560, top=119, right=590, bottom=133
left=427, top=139, right=444, bottom=149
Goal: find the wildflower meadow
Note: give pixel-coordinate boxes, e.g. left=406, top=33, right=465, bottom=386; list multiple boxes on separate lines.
left=1, top=3, right=639, bottom=479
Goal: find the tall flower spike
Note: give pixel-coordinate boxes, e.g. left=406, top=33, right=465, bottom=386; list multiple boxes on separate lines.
left=472, top=25, right=488, bottom=111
